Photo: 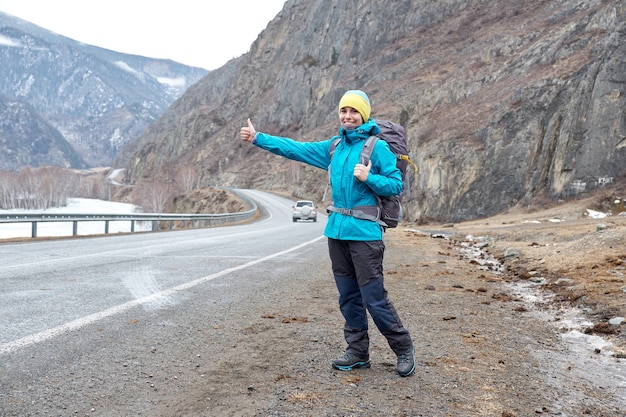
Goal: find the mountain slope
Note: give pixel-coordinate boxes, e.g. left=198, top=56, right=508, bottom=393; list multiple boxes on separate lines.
left=116, top=0, right=626, bottom=222
left=0, top=94, right=85, bottom=170
left=0, top=11, right=207, bottom=168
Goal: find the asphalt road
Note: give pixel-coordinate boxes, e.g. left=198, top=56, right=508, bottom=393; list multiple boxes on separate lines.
left=0, top=190, right=327, bottom=414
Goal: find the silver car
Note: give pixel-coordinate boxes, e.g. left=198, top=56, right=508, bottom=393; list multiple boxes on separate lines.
left=292, top=200, right=317, bottom=222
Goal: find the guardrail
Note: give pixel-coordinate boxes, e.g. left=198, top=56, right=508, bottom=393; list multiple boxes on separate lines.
left=0, top=191, right=258, bottom=239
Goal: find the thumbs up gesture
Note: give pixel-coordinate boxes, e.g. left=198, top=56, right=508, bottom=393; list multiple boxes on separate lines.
left=240, top=118, right=257, bottom=142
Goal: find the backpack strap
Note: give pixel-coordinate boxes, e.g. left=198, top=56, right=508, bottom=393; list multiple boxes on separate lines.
left=360, top=136, right=379, bottom=165
left=329, top=135, right=379, bottom=165
left=363, top=135, right=417, bottom=173
left=329, top=137, right=341, bottom=159
left=323, top=138, right=343, bottom=202
left=400, top=155, right=419, bottom=173
left=326, top=204, right=386, bottom=226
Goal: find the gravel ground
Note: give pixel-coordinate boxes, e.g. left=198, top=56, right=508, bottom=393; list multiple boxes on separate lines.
left=155, top=197, right=625, bottom=417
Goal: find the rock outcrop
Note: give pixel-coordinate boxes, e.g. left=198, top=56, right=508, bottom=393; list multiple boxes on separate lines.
left=118, top=0, right=626, bottom=222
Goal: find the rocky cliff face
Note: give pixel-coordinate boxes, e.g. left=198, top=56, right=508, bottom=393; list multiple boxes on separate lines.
left=0, top=12, right=207, bottom=169
left=118, top=0, right=626, bottom=222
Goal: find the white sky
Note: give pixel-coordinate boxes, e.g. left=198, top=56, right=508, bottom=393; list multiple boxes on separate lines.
left=0, top=0, right=286, bottom=70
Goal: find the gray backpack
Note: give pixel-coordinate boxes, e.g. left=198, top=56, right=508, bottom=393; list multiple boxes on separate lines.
left=326, top=120, right=417, bottom=228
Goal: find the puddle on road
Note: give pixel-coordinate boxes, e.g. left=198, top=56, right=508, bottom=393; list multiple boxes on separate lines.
left=413, top=229, right=626, bottom=413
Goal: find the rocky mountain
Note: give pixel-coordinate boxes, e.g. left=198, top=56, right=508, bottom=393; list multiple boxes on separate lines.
left=0, top=11, right=207, bottom=169
left=0, top=94, right=85, bottom=170
left=116, top=0, right=626, bottom=223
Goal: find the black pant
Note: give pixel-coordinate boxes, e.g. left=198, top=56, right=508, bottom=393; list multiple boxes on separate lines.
left=328, top=238, right=413, bottom=358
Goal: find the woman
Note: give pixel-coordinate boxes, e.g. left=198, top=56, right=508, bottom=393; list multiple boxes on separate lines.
left=240, top=90, right=415, bottom=377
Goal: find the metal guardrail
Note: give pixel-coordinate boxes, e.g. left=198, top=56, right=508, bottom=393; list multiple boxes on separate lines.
left=0, top=191, right=258, bottom=239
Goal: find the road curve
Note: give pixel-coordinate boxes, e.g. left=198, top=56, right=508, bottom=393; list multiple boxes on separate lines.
left=0, top=190, right=330, bottom=415
left=0, top=190, right=326, bottom=353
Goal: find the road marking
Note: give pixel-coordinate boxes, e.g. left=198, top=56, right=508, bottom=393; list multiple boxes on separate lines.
left=0, top=235, right=325, bottom=356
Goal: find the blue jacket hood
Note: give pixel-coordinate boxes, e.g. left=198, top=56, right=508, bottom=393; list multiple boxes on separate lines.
left=338, top=119, right=381, bottom=144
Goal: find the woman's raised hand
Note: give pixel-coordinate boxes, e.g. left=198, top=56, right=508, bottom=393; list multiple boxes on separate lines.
left=240, top=118, right=257, bottom=142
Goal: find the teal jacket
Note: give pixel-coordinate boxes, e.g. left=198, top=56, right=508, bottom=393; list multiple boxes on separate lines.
left=253, top=119, right=402, bottom=241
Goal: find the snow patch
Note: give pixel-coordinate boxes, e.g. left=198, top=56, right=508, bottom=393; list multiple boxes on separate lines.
left=157, top=76, right=186, bottom=87
left=0, top=198, right=150, bottom=239
left=113, top=61, right=145, bottom=81
left=0, top=34, right=21, bottom=47
left=586, top=209, right=608, bottom=219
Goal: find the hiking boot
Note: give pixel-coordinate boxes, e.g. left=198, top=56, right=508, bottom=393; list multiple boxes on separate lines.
left=331, top=352, right=370, bottom=371
left=396, top=347, right=415, bottom=377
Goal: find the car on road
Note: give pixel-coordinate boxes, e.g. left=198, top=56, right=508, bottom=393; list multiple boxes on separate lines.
left=292, top=200, right=317, bottom=222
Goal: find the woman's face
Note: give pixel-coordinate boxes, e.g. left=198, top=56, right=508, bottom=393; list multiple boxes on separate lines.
left=340, top=106, right=364, bottom=129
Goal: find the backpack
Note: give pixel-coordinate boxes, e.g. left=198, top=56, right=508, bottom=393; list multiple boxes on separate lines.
left=326, top=119, right=417, bottom=228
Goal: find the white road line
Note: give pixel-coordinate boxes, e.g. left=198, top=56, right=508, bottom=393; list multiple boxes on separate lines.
left=0, top=235, right=325, bottom=356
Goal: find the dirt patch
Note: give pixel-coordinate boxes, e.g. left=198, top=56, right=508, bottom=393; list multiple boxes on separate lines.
left=443, top=198, right=626, bottom=344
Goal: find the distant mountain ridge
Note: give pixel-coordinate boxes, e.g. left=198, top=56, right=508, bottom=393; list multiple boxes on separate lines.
left=0, top=11, right=207, bottom=170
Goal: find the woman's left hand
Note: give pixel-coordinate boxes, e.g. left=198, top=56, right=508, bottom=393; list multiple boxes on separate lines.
left=353, top=161, right=371, bottom=182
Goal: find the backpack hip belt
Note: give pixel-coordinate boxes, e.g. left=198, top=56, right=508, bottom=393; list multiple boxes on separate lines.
left=326, top=205, right=386, bottom=226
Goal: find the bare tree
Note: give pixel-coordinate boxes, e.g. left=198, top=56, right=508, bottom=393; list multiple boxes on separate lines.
left=38, top=166, right=70, bottom=209
left=16, top=167, right=41, bottom=209
left=88, top=175, right=112, bottom=201
left=0, top=170, right=18, bottom=209
left=134, top=178, right=171, bottom=213
left=0, top=166, right=121, bottom=210
left=289, top=160, right=300, bottom=184
left=177, top=165, right=199, bottom=193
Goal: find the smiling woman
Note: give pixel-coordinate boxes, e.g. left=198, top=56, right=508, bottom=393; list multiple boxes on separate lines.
left=0, top=0, right=287, bottom=70
left=240, top=90, right=417, bottom=377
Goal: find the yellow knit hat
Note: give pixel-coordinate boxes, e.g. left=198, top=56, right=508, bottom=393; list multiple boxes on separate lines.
left=338, top=90, right=371, bottom=122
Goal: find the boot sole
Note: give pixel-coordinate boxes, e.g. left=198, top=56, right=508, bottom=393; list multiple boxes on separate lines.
left=332, top=361, right=371, bottom=371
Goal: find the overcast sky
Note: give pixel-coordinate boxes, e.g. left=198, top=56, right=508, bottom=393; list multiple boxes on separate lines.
left=0, top=0, right=286, bottom=70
